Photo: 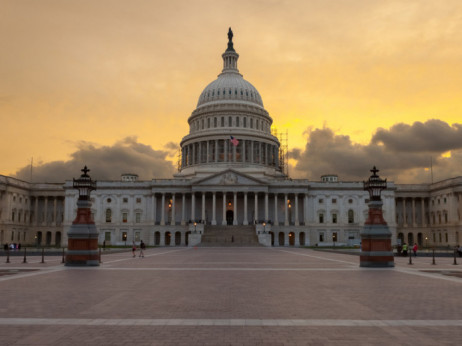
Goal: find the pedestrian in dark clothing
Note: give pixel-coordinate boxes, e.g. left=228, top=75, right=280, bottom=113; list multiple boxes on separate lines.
left=139, top=240, right=145, bottom=258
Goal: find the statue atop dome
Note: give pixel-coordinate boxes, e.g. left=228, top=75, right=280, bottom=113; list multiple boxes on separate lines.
left=226, top=27, right=235, bottom=52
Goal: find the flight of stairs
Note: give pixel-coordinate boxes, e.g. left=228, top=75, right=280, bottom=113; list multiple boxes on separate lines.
left=200, top=225, right=261, bottom=247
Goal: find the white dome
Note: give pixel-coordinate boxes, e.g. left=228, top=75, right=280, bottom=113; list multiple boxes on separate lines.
left=196, top=29, right=263, bottom=109
left=197, top=73, right=264, bottom=108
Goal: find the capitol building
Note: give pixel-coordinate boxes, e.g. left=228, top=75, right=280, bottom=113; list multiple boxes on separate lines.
left=1, top=30, right=462, bottom=249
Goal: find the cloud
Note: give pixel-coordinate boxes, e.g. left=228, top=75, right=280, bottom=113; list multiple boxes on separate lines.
left=14, top=137, right=175, bottom=183
left=290, top=120, right=462, bottom=183
left=372, top=120, right=462, bottom=152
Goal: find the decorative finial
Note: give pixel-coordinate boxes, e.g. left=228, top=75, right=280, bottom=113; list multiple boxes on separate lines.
left=370, top=166, right=379, bottom=177
left=81, top=165, right=90, bottom=177
left=226, top=27, right=235, bottom=52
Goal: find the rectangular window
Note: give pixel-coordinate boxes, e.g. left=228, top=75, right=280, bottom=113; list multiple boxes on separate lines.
left=319, top=214, right=324, bottom=223
left=122, top=213, right=128, bottom=223
left=123, top=198, right=128, bottom=203
left=332, top=232, right=338, bottom=242
left=135, top=232, right=141, bottom=242
left=105, top=232, right=111, bottom=241
left=332, top=199, right=336, bottom=204
left=122, top=232, right=127, bottom=242
left=136, top=198, right=141, bottom=204
left=332, top=214, right=337, bottom=224
left=136, top=213, right=141, bottom=223
left=319, top=233, right=324, bottom=242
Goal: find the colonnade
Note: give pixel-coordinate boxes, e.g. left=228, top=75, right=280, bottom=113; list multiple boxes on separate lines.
left=153, top=191, right=306, bottom=226
left=396, top=197, right=429, bottom=227
left=31, top=196, right=64, bottom=226
left=181, top=139, right=279, bottom=168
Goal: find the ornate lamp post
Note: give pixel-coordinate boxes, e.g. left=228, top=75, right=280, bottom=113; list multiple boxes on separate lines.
left=65, top=166, right=99, bottom=266
left=360, top=166, right=394, bottom=267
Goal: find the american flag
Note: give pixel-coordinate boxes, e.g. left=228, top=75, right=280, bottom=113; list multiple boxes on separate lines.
left=230, top=136, right=239, bottom=147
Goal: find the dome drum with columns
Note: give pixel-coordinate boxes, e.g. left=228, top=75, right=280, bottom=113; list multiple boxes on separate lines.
left=176, top=28, right=284, bottom=179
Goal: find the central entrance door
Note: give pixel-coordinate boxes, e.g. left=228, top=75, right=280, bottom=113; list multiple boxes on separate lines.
left=226, top=210, right=234, bottom=225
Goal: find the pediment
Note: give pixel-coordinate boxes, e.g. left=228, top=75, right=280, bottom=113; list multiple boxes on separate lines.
left=193, top=169, right=266, bottom=186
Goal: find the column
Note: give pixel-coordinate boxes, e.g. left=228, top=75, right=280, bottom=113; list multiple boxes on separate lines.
left=264, top=193, right=269, bottom=222
left=152, top=194, right=157, bottom=225
left=44, top=197, right=48, bottom=225
left=233, top=192, right=238, bottom=225
left=206, top=141, right=210, bottom=163
left=254, top=193, right=259, bottom=223
left=191, top=193, right=196, bottom=222
left=243, top=193, right=248, bottom=225
left=198, top=142, right=202, bottom=163
left=304, top=194, right=308, bottom=225
left=222, top=192, right=227, bottom=225
left=224, top=140, right=228, bottom=162
left=170, top=231, right=175, bottom=247
left=421, top=197, right=426, bottom=227
left=170, top=194, right=176, bottom=225
left=212, top=192, right=217, bottom=225
left=232, top=141, right=236, bottom=162
left=284, top=194, right=289, bottom=226
left=295, top=194, right=299, bottom=226
left=215, top=140, right=218, bottom=162
left=201, top=192, right=206, bottom=222
left=412, top=198, right=416, bottom=227
left=181, top=194, right=186, bottom=225
left=160, top=232, right=165, bottom=246
left=242, top=140, right=246, bottom=162
left=274, top=194, right=279, bottom=226
left=34, top=197, right=39, bottom=226
left=250, top=141, right=254, bottom=163
left=402, top=198, right=407, bottom=227
left=192, top=144, right=196, bottom=165
left=53, top=197, right=57, bottom=225
left=160, top=193, right=165, bottom=225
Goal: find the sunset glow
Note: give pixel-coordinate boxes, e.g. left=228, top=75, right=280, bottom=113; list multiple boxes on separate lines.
left=1, top=1, right=461, bottom=183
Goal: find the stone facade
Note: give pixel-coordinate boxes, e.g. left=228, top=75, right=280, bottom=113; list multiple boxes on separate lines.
left=1, top=31, right=461, bottom=248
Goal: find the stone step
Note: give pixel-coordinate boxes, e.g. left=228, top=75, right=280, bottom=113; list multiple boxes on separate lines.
left=200, top=225, right=261, bottom=247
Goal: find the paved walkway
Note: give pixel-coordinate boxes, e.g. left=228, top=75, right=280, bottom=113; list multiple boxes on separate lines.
left=0, top=247, right=461, bottom=345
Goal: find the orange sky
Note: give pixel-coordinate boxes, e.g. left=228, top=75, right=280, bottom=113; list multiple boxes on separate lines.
left=1, top=0, right=461, bottom=179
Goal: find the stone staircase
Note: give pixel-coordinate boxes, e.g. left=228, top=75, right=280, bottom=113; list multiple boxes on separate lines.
left=200, top=225, right=261, bottom=247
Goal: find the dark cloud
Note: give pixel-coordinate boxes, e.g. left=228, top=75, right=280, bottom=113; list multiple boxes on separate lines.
left=372, top=120, right=462, bottom=153
left=14, top=137, right=175, bottom=183
left=291, top=120, right=462, bottom=183
left=163, top=141, right=180, bottom=154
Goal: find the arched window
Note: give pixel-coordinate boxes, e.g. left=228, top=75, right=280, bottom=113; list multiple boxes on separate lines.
left=348, top=210, right=354, bottom=224
left=105, top=209, right=112, bottom=223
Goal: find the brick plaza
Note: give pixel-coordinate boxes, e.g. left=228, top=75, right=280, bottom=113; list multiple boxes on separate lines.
left=0, top=247, right=461, bottom=345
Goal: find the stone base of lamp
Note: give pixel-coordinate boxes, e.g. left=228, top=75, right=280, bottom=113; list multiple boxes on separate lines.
left=360, top=224, right=394, bottom=268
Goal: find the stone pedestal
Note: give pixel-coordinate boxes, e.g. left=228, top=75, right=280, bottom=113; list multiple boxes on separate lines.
left=66, top=200, right=99, bottom=266
left=188, top=233, right=202, bottom=247
left=360, top=201, right=394, bottom=268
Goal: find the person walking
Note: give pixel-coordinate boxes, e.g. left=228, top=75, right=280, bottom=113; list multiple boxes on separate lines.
left=139, top=240, right=145, bottom=258
left=132, top=242, right=136, bottom=257
left=402, top=243, right=408, bottom=256
left=412, top=243, right=418, bottom=257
